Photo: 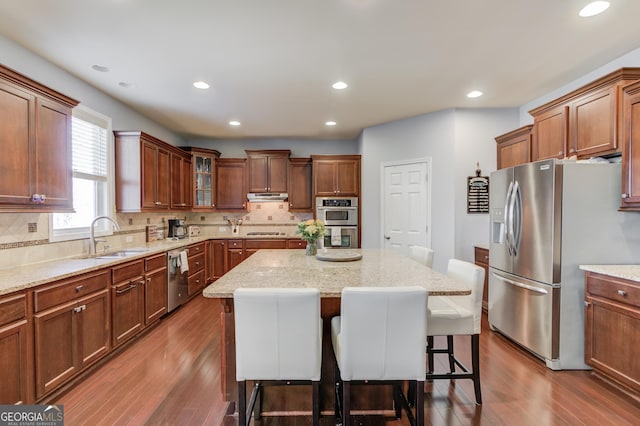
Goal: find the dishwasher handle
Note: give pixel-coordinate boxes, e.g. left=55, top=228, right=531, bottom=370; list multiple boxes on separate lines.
left=492, top=273, right=549, bottom=295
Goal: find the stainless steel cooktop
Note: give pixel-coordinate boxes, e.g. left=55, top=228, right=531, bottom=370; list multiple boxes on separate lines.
left=245, top=231, right=286, bottom=236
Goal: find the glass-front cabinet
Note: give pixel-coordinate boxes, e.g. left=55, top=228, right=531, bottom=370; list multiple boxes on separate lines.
left=182, top=147, right=220, bottom=211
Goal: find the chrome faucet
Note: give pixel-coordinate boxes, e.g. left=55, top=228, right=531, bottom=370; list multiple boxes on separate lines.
left=90, top=216, right=120, bottom=255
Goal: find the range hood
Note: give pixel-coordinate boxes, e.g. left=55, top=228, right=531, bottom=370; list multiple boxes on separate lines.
left=247, top=193, right=289, bottom=202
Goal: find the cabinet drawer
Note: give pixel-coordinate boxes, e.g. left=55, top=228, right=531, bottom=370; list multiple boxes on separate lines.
left=188, top=269, right=205, bottom=296
left=245, top=239, right=287, bottom=249
left=189, top=253, right=206, bottom=272
left=474, top=247, right=489, bottom=264
left=34, top=270, right=110, bottom=313
left=188, top=242, right=206, bottom=256
left=227, top=240, right=243, bottom=249
left=287, top=239, right=306, bottom=249
left=145, top=253, right=166, bottom=272
left=112, top=260, right=145, bottom=284
left=0, top=293, right=27, bottom=327
left=586, top=273, right=640, bottom=307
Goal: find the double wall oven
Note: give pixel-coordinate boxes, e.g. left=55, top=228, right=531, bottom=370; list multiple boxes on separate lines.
left=315, top=197, right=358, bottom=248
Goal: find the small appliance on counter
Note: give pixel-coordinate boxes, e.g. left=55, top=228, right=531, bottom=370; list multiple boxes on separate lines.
left=167, top=219, right=186, bottom=239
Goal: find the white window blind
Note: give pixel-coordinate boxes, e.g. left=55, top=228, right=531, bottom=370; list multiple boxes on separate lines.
left=50, top=106, right=112, bottom=241
left=71, top=116, right=108, bottom=179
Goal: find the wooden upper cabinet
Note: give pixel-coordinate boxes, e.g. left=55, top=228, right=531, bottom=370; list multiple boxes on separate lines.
left=114, top=131, right=188, bottom=212
left=312, top=155, right=361, bottom=197
left=621, top=81, right=640, bottom=210
left=496, top=125, right=533, bottom=169
left=216, top=158, right=247, bottom=210
left=245, top=150, right=290, bottom=193
left=532, top=105, right=568, bottom=161
left=0, top=65, right=78, bottom=211
left=182, top=147, right=220, bottom=211
left=530, top=67, right=640, bottom=162
left=288, top=158, right=313, bottom=211
left=170, top=152, right=192, bottom=210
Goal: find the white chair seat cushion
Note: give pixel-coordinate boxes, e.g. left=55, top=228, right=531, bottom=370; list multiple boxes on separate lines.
left=427, top=296, right=474, bottom=336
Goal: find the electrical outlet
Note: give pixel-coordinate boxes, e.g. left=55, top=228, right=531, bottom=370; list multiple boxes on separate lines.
left=126, top=236, right=133, bottom=243
left=219, top=227, right=227, bottom=232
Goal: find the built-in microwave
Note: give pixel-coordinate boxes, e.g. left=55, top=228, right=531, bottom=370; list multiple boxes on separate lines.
left=322, top=226, right=358, bottom=248
left=315, top=197, right=358, bottom=226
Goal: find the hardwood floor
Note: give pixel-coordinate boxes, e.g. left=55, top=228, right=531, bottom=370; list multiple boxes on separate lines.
left=56, top=295, right=640, bottom=425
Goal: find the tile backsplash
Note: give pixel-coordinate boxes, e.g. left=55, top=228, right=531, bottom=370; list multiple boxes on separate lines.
left=0, top=202, right=312, bottom=270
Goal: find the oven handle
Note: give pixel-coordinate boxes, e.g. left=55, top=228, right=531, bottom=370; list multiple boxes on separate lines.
left=492, top=273, right=548, bottom=294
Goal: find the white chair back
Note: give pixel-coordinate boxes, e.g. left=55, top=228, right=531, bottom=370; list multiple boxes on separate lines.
left=446, top=259, right=485, bottom=334
left=336, top=287, right=427, bottom=381
left=234, top=288, right=322, bottom=381
left=410, top=246, right=434, bottom=268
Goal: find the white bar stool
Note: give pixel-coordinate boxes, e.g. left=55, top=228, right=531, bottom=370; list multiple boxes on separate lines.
left=409, top=246, right=435, bottom=268
left=234, top=288, right=322, bottom=426
left=426, top=259, right=485, bottom=404
left=331, top=286, right=428, bottom=426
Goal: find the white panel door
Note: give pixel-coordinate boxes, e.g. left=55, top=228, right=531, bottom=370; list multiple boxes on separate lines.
left=382, top=160, right=431, bottom=255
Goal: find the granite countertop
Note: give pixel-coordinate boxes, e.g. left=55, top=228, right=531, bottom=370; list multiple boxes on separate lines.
left=579, top=265, right=640, bottom=282
left=203, top=248, right=471, bottom=298
left=0, top=236, right=211, bottom=296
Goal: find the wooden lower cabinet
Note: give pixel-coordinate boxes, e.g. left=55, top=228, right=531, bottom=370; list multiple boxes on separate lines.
left=187, top=242, right=206, bottom=297
left=245, top=239, right=287, bottom=257
left=111, top=261, right=145, bottom=348
left=0, top=293, right=32, bottom=404
left=208, top=240, right=227, bottom=282
left=34, top=289, right=109, bottom=400
left=144, top=253, right=167, bottom=326
left=585, top=272, right=640, bottom=396
left=227, top=240, right=245, bottom=271
left=474, top=246, right=489, bottom=313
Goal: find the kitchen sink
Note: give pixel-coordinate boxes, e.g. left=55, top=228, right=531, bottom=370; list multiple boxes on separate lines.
left=92, top=248, right=150, bottom=259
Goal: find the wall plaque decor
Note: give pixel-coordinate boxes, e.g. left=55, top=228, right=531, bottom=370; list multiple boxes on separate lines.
left=468, top=163, right=489, bottom=214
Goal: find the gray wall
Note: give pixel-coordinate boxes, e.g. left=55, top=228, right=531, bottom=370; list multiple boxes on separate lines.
left=0, top=34, right=184, bottom=145
left=358, top=109, right=518, bottom=272
left=519, top=47, right=640, bottom=125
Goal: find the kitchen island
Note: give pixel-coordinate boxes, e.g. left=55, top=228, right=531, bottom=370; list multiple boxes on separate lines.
left=203, top=248, right=470, bottom=418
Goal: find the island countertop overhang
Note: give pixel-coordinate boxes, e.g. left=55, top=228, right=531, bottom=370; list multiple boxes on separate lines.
left=203, top=249, right=471, bottom=298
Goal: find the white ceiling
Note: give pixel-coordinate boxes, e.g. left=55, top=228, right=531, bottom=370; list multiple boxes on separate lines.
left=1, top=0, right=640, bottom=140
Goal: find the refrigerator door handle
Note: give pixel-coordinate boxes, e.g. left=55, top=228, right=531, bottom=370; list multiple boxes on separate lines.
left=504, top=181, right=515, bottom=255
left=512, top=181, right=523, bottom=256
left=492, top=273, right=549, bottom=295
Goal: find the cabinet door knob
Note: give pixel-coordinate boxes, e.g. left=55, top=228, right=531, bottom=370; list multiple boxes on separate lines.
left=75, top=285, right=83, bottom=292
left=618, top=289, right=627, bottom=297
left=558, top=151, right=563, bottom=156
left=622, top=193, right=630, bottom=199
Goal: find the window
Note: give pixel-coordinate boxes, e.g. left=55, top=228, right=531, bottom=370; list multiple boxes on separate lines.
left=50, top=106, right=112, bottom=242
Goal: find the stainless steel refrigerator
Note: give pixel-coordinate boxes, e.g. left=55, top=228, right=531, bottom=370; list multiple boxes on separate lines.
left=488, top=159, right=640, bottom=370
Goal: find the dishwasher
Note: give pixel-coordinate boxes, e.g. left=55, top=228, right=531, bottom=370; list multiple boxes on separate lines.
left=167, top=250, right=189, bottom=312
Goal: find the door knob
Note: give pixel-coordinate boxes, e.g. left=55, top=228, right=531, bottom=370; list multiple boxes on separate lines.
left=384, top=235, right=390, bottom=240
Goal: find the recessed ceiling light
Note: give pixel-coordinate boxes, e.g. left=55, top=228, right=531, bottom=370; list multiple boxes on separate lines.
left=579, top=1, right=610, bottom=17
left=467, top=90, right=483, bottom=98
left=229, top=120, right=241, bottom=126
left=325, top=121, right=337, bottom=126
left=91, top=64, right=110, bottom=73
left=332, top=81, right=348, bottom=90
left=193, top=81, right=210, bottom=89
left=118, top=81, right=134, bottom=88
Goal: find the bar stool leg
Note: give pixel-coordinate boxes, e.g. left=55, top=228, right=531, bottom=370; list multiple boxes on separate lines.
left=471, top=334, right=482, bottom=404
left=415, top=380, right=425, bottom=426
left=447, top=335, right=455, bottom=373
left=427, top=336, right=435, bottom=374
left=312, top=381, right=320, bottom=426
left=342, top=381, right=351, bottom=425
left=238, top=380, right=246, bottom=426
